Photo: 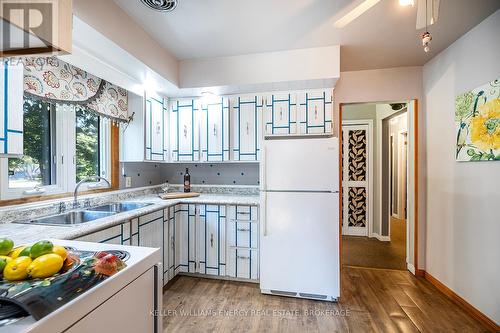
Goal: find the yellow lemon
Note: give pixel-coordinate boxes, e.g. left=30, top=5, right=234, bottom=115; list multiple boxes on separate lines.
left=4, top=256, right=32, bottom=281
left=52, top=246, right=68, bottom=261
left=27, top=254, right=63, bottom=279
left=0, top=255, right=13, bottom=265
left=8, top=246, right=27, bottom=259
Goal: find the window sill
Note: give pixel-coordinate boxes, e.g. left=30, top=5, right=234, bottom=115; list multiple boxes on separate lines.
left=0, top=188, right=116, bottom=207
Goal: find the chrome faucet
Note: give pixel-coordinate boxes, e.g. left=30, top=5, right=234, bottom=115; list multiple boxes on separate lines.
left=74, top=176, right=111, bottom=208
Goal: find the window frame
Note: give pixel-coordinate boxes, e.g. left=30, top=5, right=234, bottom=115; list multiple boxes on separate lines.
left=0, top=102, right=112, bottom=200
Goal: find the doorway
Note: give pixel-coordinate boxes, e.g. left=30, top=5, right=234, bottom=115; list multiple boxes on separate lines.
left=341, top=102, right=414, bottom=271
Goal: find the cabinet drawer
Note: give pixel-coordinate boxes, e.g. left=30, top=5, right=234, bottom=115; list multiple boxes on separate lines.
left=227, top=248, right=259, bottom=281
left=139, top=210, right=163, bottom=226
left=227, top=220, right=258, bottom=249
left=75, top=225, right=123, bottom=244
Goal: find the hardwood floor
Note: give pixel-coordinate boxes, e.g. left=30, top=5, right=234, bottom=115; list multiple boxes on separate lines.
left=162, top=267, right=488, bottom=332
left=343, top=217, right=407, bottom=270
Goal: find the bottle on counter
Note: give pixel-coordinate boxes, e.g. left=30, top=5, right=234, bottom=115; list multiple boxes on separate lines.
left=184, top=168, right=191, bottom=193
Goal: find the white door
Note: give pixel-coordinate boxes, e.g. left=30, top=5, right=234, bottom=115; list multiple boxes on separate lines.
left=342, top=123, right=372, bottom=236
left=264, top=92, right=297, bottom=136
left=200, top=98, right=229, bottom=161
left=231, top=95, right=262, bottom=161
left=260, top=191, right=340, bottom=299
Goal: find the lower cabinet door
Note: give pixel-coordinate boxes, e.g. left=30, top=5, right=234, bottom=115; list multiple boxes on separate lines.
left=166, top=206, right=176, bottom=282
left=227, top=248, right=259, bottom=280
left=197, top=204, right=226, bottom=276
left=64, top=267, right=157, bottom=333
left=174, top=204, right=189, bottom=274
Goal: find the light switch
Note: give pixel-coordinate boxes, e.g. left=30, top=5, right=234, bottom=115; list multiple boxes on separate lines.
left=125, top=177, right=132, bottom=188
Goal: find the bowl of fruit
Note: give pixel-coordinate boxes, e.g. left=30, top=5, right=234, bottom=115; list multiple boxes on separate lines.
left=0, top=238, right=79, bottom=282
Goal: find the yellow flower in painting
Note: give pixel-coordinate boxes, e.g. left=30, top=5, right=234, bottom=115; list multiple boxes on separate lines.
left=470, top=98, right=500, bottom=151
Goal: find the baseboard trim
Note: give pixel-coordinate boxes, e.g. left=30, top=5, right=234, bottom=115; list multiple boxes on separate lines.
left=407, top=263, right=416, bottom=274
left=423, top=271, right=499, bottom=332
left=372, top=233, right=390, bottom=242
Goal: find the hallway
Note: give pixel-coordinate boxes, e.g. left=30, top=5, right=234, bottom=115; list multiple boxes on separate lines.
left=342, top=217, right=407, bottom=270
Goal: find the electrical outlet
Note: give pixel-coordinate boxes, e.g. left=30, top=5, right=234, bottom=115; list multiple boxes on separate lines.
left=125, top=177, right=132, bottom=188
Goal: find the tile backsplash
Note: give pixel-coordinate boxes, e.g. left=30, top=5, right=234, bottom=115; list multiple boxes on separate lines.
left=120, top=162, right=259, bottom=189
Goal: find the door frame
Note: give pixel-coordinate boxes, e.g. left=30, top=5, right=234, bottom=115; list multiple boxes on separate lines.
left=339, top=100, right=420, bottom=276
left=341, top=120, right=374, bottom=237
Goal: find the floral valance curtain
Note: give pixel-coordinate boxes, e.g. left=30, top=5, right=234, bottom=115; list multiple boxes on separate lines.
left=22, top=57, right=129, bottom=122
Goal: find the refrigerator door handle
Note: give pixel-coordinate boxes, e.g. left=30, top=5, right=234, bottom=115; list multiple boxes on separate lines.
left=261, top=146, right=268, bottom=236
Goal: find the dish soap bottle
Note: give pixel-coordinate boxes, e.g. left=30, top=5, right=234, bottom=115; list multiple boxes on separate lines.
left=184, top=168, right=191, bottom=193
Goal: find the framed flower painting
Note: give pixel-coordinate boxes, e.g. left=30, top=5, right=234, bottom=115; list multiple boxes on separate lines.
left=455, top=78, right=500, bottom=161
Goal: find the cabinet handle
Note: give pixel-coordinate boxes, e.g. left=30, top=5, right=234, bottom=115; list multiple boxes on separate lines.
left=210, top=233, right=214, bottom=247
left=171, top=236, right=174, bottom=249
left=237, top=228, right=250, bottom=232
left=156, top=121, right=161, bottom=134
left=279, top=107, right=283, bottom=120
left=184, top=125, right=188, bottom=138
left=314, top=105, right=318, bottom=119
left=213, top=124, right=217, bottom=136
left=237, top=255, right=250, bottom=260
left=246, top=122, right=250, bottom=135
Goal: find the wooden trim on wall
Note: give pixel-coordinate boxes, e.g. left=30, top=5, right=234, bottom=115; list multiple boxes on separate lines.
left=413, top=99, right=419, bottom=273
left=424, top=271, right=499, bottom=332
left=111, top=123, right=120, bottom=189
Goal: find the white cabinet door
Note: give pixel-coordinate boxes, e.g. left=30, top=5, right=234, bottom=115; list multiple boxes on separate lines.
left=231, top=95, right=262, bottom=161
left=197, top=204, right=226, bottom=276
left=264, top=92, right=297, bottom=136
left=0, top=63, right=23, bottom=155
left=65, top=267, right=157, bottom=333
left=200, top=97, right=229, bottom=161
left=170, top=99, right=200, bottom=162
left=174, top=204, right=189, bottom=274
left=298, top=89, right=333, bottom=135
left=145, top=95, right=167, bottom=161
left=227, top=248, right=259, bottom=280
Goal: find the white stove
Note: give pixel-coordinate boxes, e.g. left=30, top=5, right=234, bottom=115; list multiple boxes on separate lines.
left=0, top=239, right=162, bottom=333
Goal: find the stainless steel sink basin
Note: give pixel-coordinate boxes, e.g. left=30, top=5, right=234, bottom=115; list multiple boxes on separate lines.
left=86, top=202, right=153, bottom=213
left=17, top=210, right=116, bottom=226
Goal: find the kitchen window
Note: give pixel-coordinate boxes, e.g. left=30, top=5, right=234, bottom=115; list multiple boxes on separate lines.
left=0, top=96, right=112, bottom=200
left=8, top=97, right=57, bottom=189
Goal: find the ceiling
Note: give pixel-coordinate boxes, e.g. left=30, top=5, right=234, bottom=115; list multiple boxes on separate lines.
left=113, top=0, right=499, bottom=71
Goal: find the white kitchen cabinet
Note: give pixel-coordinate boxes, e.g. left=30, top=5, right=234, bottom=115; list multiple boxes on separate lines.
left=0, top=62, right=24, bottom=156
left=145, top=94, right=168, bottom=161
left=298, top=89, right=333, bottom=135
left=170, top=99, right=201, bottom=162
left=121, top=92, right=169, bottom=162
left=164, top=206, right=175, bottom=283
left=200, top=97, right=230, bottom=161
left=64, top=267, right=158, bottom=333
left=197, top=204, right=226, bottom=276
left=231, top=95, right=262, bottom=161
left=173, top=204, right=190, bottom=274
left=226, top=205, right=259, bottom=281
left=74, top=222, right=130, bottom=245
left=264, top=92, right=298, bottom=136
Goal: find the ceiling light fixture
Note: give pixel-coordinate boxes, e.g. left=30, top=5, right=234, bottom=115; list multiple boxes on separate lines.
left=421, top=0, right=432, bottom=53
left=334, top=0, right=381, bottom=28
left=399, top=0, right=414, bottom=6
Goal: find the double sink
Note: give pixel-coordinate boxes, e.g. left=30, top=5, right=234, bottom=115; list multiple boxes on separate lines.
left=15, top=202, right=153, bottom=226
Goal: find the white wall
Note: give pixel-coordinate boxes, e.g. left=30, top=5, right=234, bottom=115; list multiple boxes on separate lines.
left=423, top=9, right=500, bottom=324
left=180, top=45, right=340, bottom=88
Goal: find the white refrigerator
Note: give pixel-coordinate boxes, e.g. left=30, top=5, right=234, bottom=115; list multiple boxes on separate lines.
left=259, top=137, right=340, bottom=301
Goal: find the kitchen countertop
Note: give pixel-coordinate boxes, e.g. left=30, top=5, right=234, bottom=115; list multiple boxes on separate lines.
left=0, top=193, right=260, bottom=245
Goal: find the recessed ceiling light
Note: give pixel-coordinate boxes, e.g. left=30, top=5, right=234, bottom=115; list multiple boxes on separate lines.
left=399, top=0, right=414, bottom=6
left=334, top=0, right=381, bottom=28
